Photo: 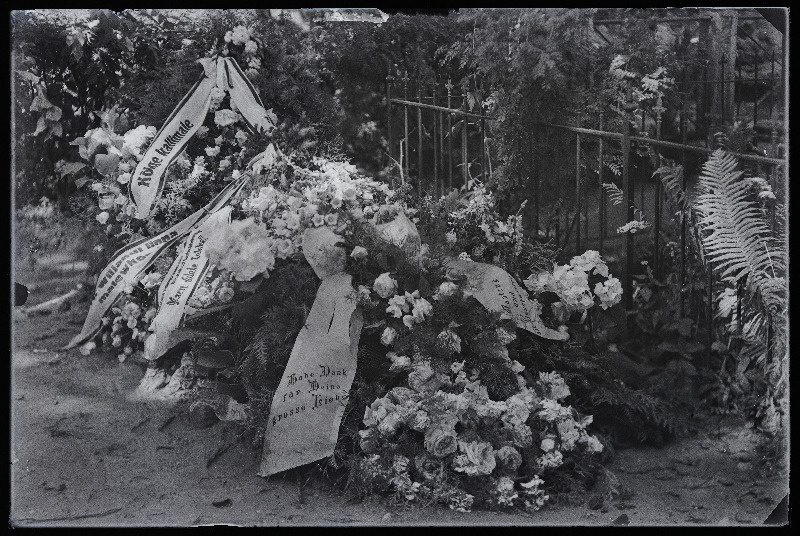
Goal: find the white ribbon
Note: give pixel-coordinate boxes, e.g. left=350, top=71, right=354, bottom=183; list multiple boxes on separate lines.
left=65, top=174, right=250, bottom=350
left=143, top=207, right=232, bottom=361
left=131, top=57, right=276, bottom=219
left=259, top=226, right=363, bottom=477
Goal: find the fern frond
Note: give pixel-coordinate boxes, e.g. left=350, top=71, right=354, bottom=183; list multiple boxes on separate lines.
left=601, top=182, right=624, bottom=206
left=694, top=150, right=786, bottom=316
left=653, top=162, right=686, bottom=209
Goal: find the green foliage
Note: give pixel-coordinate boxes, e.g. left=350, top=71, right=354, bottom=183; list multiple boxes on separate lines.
left=518, top=334, right=684, bottom=445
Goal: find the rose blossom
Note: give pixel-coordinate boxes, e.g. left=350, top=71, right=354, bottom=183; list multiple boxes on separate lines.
left=380, top=326, right=397, bottom=346
left=424, top=428, right=458, bottom=458
left=373, top=272, right=397, bottom=299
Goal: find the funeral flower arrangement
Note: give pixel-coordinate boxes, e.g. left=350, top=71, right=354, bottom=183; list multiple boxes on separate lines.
left=66, top=23, right=632, bottom=513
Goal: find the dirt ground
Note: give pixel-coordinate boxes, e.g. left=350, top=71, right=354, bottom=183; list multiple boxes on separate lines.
left=10, top=247, right=789, bottom=527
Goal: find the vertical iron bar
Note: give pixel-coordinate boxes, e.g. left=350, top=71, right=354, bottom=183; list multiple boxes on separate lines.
left=770, top=50, right=775, bottom=119
left=417, top=81, right=423, bottom=193
left=447, top=80, right=453, bottom=191
left=461, top=87, right=468, bottom=188
left=575, top=126, right=581, bottom=255
left=622, top=104, right=634, bottom=335
left=386, top=68, right=394, bottom=174
left=481, top=117, right=486, bottom=181
left=680, top=69, right=688, bottom=318
left=403, top=71, right=409, bottom=180
left=433, top=77, right=440, bottom=198
left=703, top=61, right=710, bottom=144
left=754, top=50, right=759, bottom=126
left=598, top=114, right=604, bottom=254
left=720, top=55, right=726, bottom=124
left=737, top=60, right=742, bottom=117
left=533, top=130, right=539, bottom=236
left=654, top=105, right=663, bottom=279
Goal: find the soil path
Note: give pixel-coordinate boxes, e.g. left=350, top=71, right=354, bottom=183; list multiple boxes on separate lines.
left=10, top=251, right=787, bottom=527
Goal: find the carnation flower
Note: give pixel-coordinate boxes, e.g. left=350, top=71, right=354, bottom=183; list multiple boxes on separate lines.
left=408, top=362, right=443, bottom=394
left=445, top=231, right=457, bottom=243
left=214, top=109, right=240, bottom=128
left=377, top=412, right=402, bottom=436
left=196, top=126, right=209, bottom=138
left=217, top=286, right=235, bottom=303
left=79, top=341, right=96, bottom=356
left=402, top=314, right=415, bottom=329
left=434, top=281, right=458, bottom=300
left=230, top=25, right=251, bottom=46
left=219, top=158, right=231, bottom=171
left=495, top=446, right=523, bottom=473
left=455, top=441, right=496, bottom=476
left=410, top=410, right=431, bottom=432
left=386, top=294, right=409, bottom=318
left=380, top=326, right=397, bottom=346
left=540, top=437, right=556, bottom=452
left=387, top=352, right=411, bottom=371
left=350, top=246, right=367, bottom=260
left=244, top=39, right=258, bottom=55
left=537, top=450, right=564, bottom=470
left=373, top=272, right=397, bottom=299
left=205, top=146, right=221, bottom=158
left=512, top=423, right=534, bottom=448
left=411, top=297, right=432, bottom=323
left=96, top=211, right=110, bottom=224
left=235, top=129, right=249, bottom=145
left=117, top=172, right=131, bottom=185
left=436, top=329, right=462, bottom=354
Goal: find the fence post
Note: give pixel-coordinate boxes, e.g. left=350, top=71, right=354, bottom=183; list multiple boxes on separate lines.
left=575, top=120, right=582, bottom=255
left=533, top=130, right=539, bottom=236
left=720, top=55, right=726, bottom=124
left=417, top=80, right=423, bottom=193
left=461, top=83, right=468, bottom=187
left=598, top=114, right=605, bottom=254
left=386, top=67, right=394, bottom=173
left=622, top=102, right=634, bottom=335
left=432, top=77, right=440, bottom=198
left=770, top=50, right=775, bottom=119
left=403, top=71, right=409, bottom=180
left=481, top=117, right=486, bottom=181
left=447, top=79, right=453, bottom=191
left=653, top=104, right=663, bottom=279
left=736, top=60, right=742, bottom=117
left=680, top=70, right=689, bottom=318
left=754, top=50, right=759, bottom=126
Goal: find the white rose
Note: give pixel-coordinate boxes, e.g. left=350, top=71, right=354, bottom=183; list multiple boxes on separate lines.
left=373, top=272, right=397, bottom=299
left=381, top=326, right=397, bottom=346
left=350, top=246, right=367, bottom=260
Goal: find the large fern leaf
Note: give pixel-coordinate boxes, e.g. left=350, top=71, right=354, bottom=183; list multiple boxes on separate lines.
left=694, top=150, right=786, bottom=315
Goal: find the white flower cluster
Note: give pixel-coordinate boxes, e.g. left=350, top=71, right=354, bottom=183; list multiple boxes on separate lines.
left=380, top=283, right=434, bottom=329
left=76, top=122, right=157, bottom=225
left=360, top=364, right=603, bottom=511
left=204, top=217, right=280, bottom=281
left=616, top=219, right=651, bottom=234
left=524, top=250, right=622, bottom=316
